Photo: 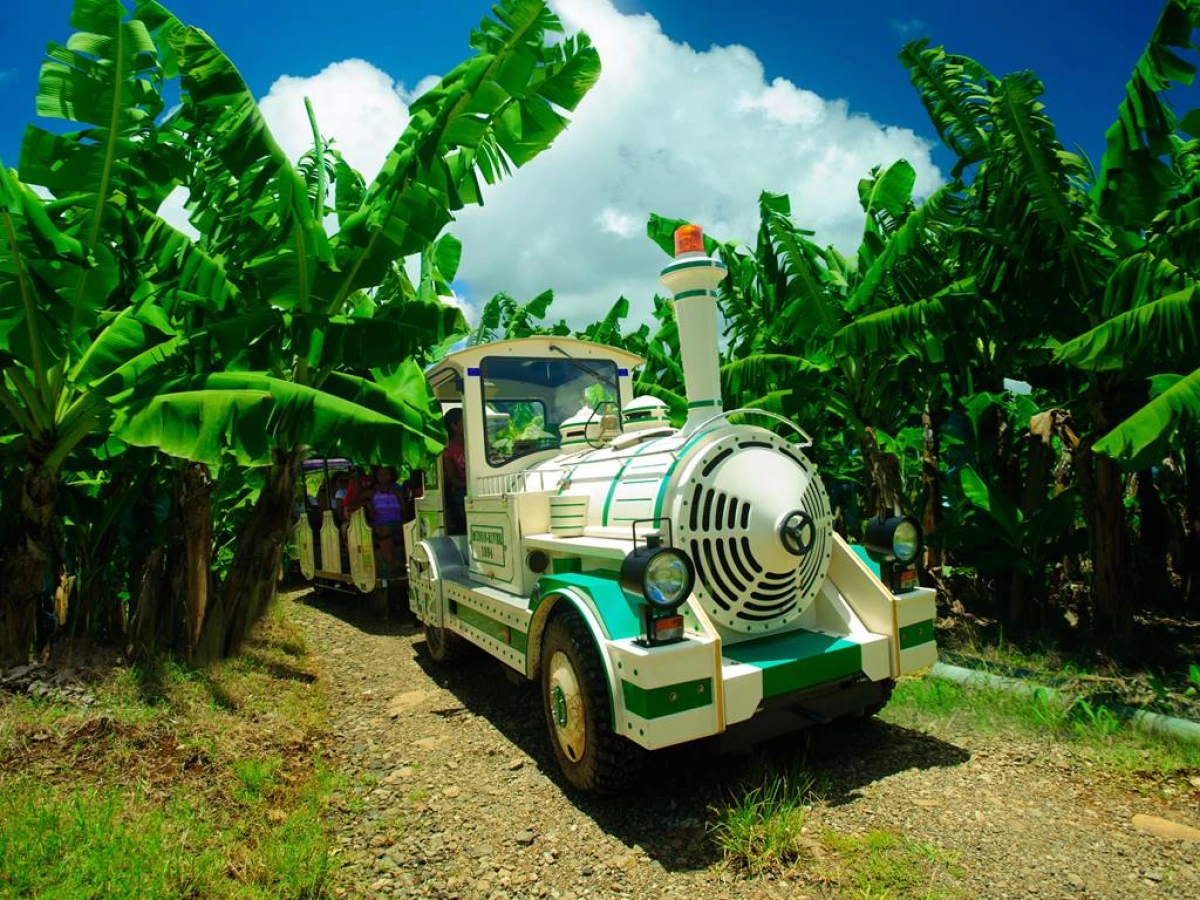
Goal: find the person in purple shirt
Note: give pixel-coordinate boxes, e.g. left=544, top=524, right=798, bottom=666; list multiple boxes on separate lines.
left=362, top=466, right=407, bottom=577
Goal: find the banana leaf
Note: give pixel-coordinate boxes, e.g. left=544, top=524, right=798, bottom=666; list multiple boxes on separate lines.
left=1056, top=284, right=1198, bottom=371
left=1093, top=367, right=1200, bottom=465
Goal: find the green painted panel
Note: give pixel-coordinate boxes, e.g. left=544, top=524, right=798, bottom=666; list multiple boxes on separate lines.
left=898, top=618, right=935, bottom=649
left=652, top=428, right=716, bottom=521
left=456, top=604, right=529, bottom=655
left=550, top=557, right=581, bottom=574
left=622, top=677, right=713, bottom=719
left=849, top=543, right=882, bottom=578
left=661, top=258, right=727, bottom=275
left=725, top=629, right=863, bottom=698
left=535, top=571, right=644, bottom=640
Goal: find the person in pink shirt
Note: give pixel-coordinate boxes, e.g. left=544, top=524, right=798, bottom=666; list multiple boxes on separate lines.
left=442, top=409, right=467, bottom=535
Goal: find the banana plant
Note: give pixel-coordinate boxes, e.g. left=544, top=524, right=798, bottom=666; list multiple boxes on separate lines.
left=1, top=0, right=597, bottom=663
left=0, top=0, right=199, bottom=664
left=886, top=0, right=1200, bottom=641
left=154, top=0, right=598, bottom=659
left=467, top=289, right=565, bottom=345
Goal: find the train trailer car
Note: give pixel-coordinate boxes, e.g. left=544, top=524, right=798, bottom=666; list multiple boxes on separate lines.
left=406, top=225, right=936, bottom=794
left=293, top=458, right=409, bottom=613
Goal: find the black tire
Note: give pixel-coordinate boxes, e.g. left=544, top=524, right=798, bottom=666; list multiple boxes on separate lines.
left=423, top=621, right=468, bottom=664
left=368, top=585, right=389, bottom=618
left=540, top=608, right=644, bottom=795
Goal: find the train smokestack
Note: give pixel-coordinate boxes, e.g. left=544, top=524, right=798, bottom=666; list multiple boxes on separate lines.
left=658, top=224, right=728, bottom=434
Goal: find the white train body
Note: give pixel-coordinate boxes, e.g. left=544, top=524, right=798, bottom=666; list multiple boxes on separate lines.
left=406, top=228, right=936, bottom=792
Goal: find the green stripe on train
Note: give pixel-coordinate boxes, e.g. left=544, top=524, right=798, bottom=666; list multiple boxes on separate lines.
left=455, top=604, right=529, bottom=655
left=622, top=677, right=713, bottom=719
left=898, top=619, right=935, bottom=650
left=725, top=629, right=862, bottom=698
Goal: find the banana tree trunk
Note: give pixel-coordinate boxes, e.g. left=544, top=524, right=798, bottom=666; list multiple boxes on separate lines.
left=0, top=461, right=59, bottom=667
left=921, top=406, right=943, bottom=568
left=1077, top=442, right=1135, bottom=646
left=195, top=449, right=298, bottom=664
left=1184, top=446, right=1200, bottom=609
left=1134, top=469, right=1173, bottom=608
left=181, top=463, right=214, bottom=662
left=128, top=547, right=168, bottom=659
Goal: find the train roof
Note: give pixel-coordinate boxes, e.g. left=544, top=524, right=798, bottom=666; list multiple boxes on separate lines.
left=424, top=337, right=644, bottom=401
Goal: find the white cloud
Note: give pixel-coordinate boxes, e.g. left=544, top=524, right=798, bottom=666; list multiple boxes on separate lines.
left=449, top=0, right=943, bottom=324
left=220, top=1, right=944, bottom=328
left=596, top=207, right=639, bottom=238
left=258, top=58, right=414, bottom=181
left=158, top=186, right=200, bottom=240
left=736, top=78, right=825, bottom=126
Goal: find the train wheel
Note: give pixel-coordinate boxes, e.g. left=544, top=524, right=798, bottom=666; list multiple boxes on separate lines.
left=423, top=621, right=467, bottom=664
left=369, top=585, right=389, bottom=618
left=540, top=609, right=643, bottom=795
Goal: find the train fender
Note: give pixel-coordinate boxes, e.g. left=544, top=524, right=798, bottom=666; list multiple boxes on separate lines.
left=408, top=536, right=467, bottom=627
left=526, top=584, right=621, bottom=726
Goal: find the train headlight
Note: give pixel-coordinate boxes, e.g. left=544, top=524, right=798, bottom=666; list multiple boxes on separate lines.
left=621, top=545, right=695, bottom=610
left=864, top=515, right=923, bottom=566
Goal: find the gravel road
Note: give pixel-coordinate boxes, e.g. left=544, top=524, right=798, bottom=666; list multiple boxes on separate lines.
left=293, top=593, right=1199, bottom=900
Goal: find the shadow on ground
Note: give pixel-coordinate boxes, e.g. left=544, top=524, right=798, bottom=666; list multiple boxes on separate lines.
left=295, top=587, right=421, bottom=639
left=297, top=589, right=970, bottom=872
left=409, top=639, right=971, bottom=873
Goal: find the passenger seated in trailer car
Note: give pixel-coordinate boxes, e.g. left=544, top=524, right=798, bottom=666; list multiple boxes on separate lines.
left=442, top=408, right=468, bottom=535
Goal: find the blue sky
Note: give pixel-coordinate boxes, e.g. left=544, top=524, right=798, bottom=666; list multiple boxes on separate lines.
left=1, top=1, right=1186, bottom=170
left=0, top=1, right=1195, bottom=321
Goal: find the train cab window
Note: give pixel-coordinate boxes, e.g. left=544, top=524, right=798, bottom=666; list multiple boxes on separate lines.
left=480, top=356, right=620, bottom=467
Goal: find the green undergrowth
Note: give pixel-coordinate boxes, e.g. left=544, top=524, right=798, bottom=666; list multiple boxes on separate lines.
left=709, top=766, right=819, bottom=875
left=709, top=767, right=961, bottom=897
left=0, top=597, right=334, bottom=900
left=883, top=675, right=1200, bottom=780
left=937, top=628, right=1200, bottom=721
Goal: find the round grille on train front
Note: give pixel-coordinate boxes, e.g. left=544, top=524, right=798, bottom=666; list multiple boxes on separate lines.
left=673, top=433, right=833, bottom=634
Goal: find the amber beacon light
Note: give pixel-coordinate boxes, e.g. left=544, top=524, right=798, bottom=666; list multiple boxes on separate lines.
left=673, top=223, right=705, bottom=257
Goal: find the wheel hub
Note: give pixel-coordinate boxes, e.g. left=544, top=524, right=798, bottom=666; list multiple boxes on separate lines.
left=551, top=685, right=568, bottom=727
left=547, top=650, right=586, bottom=762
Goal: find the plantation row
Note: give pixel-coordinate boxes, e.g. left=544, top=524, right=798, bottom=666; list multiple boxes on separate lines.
left=0, top=0, right=599, bottom=665
left=1, top=0, right=1197, bottom=668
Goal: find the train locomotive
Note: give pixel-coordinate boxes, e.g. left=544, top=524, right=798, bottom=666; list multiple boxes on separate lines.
left=405, top=224, right=937, bottom=794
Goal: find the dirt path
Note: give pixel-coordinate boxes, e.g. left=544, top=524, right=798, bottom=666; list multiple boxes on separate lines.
left=293, top=593, right=1199, bottom=900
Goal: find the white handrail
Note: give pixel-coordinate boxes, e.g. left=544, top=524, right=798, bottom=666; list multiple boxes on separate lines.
left=691, top=407, right=813, bottom=448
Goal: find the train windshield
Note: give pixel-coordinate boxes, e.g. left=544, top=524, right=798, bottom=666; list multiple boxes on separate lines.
left=479, top=356, right=620, bottom=467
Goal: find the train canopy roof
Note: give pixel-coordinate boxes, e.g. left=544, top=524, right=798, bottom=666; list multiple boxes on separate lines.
left=424, top=337, right=644, bottom=401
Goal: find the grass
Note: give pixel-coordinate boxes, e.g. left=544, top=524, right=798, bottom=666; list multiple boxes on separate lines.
left=938, top=625, right=1200, bottom=720
left=709, top=766, right=820, bottom=875
left=709, top=765, right=961, bottom=897
left=821, top=829, right=962, bottom=900
left=882, top=674, right=1200, bottom=781
left=0, top=594, right=334, bottom=900
left=711, top=636, right=1199, bottom=895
